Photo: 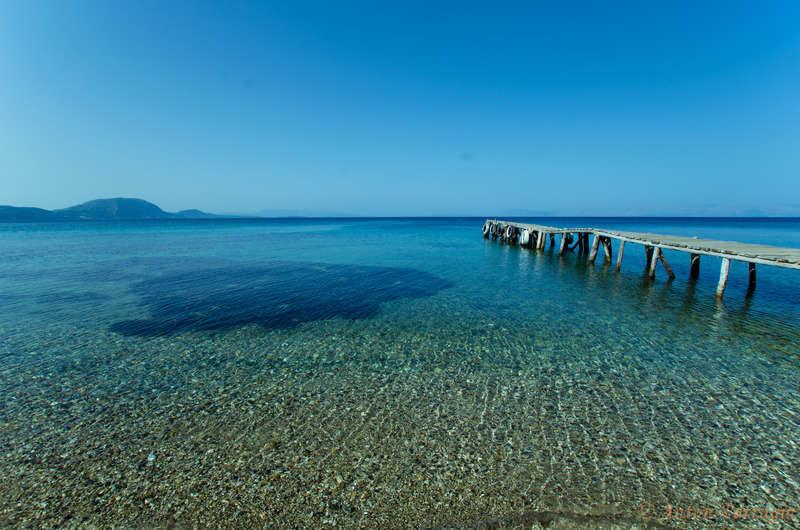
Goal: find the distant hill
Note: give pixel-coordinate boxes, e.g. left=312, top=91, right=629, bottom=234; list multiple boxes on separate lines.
left=0, top=198, right=223, bottom=221
left=0, top=205, right=63, bottom=221
left=175, top=209, right=220, bottom=219
left=56, top=198, right=175, bottom=220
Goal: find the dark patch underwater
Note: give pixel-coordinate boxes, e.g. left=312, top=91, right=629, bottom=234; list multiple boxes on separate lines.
left=110, top=260, right=454, bottom=336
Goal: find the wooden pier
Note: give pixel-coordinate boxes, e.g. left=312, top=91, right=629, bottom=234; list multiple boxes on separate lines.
left=482, top=220, right=800, bottom=298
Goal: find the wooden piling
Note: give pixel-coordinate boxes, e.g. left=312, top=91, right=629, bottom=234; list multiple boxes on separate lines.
left=645, top=245, right=654, bottom=270
left=558, top=233, right=568, bottom=256
left=749, top=263, right=756, bottom=289
left=690, top=253, right=700, bottom=278
left=649, top=247, right=661, bottom=278
left=716, top=258, right=731, bottom=298
left=589, top=235, right=601, bottom=264
left=601, top=237, right=613, bottom=262
left=615, top=240, right=625, bottom=272
left=659, top=251, right=676, bottom=280
left=574, top=234, right=583, bottom=253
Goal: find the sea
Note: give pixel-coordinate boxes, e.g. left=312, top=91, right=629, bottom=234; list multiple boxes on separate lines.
left=1, top=217, right=799, bottom=529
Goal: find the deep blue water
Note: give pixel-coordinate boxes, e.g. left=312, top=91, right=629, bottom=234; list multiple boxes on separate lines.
left=3, top=217, right=799, bottom=340
left=1, top=217, right=799, bottom=528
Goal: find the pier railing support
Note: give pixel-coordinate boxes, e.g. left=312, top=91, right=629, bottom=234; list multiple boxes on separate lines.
left=716, top=258, right=731, bottom=298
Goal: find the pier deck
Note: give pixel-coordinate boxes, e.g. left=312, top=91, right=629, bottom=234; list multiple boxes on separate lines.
left=485, top=220, right=800, bottom=297
left=592, top=229, right=800, bottom=270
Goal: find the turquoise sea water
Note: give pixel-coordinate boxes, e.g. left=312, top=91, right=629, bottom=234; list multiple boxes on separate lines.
left=1, top=218, right=799, bottom=528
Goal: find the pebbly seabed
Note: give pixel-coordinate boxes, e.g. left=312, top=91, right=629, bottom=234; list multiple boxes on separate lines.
left=2, top=218, right=799, bottom=529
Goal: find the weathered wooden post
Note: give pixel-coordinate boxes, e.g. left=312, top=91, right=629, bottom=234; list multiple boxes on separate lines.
left=558, top=233, right=568, bottom=256
left=749, top=263, right=756, bottom=290
left=588, top=235, right=601, bottom=264
left=615, top=240, right=625, bottom=272
left=690, top=254, right=700, bottom=278
left=659, top=250, right=676, bottom=280
left=536, top=231, right=545, bottom=250
left=716, top=258, right=731, bottom=297
left=645, top=245, right=654, bottom=270
left=649, top=247, right=661, bottom=278
left=573, top=233, right=584, bottom=253
left=601, top=237, right=613, bottom=262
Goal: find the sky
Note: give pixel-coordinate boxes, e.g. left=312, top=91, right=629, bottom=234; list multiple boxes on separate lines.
left=1, top=1, right=799, bottom=216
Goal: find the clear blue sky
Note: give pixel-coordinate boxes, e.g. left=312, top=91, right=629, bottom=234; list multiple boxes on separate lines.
left=2, top=1, right=799, bottom=216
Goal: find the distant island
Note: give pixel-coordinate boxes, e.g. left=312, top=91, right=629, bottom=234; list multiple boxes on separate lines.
left=0, top=198, right=225, bottom=221
left=0, top=198, right=358, bottom=221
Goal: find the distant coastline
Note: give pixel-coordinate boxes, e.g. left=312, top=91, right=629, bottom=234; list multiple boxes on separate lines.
left=2, top=197, right=800, bottom=221
left=0, top=198, right=225, bottom=222
left=0, top=198, right=358, bottom=221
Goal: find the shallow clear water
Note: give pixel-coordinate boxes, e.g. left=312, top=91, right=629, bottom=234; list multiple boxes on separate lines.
left=1, top=218, right=799, bottom=528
